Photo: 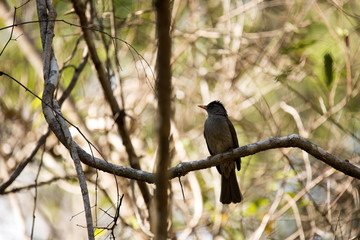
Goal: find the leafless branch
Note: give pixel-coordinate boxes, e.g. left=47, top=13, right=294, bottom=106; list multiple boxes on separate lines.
left=30, top=140, right=45, bottom=240
left=0, top=45, right=88, bottom=194
left=69, top=134, right=360, bottom=183
left=69, top=0, right=152, bottom=211
left=1, top=175, right=78, bottom=194
left=0, top=2, right=16, bottom=56
left=169, top=134, right=360, bottom=179
left=154, top=0, right=172, bottom=238
left=36, top=0, right=94, bottom=239
left=0, top=130, right=50, bottom=193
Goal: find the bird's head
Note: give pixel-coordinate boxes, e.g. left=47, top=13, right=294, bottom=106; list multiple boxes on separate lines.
left=198, top=100, right=228, bottom=116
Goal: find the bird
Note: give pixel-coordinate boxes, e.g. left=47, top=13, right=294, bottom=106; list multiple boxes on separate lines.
left=198, top=100, right=242, bottom=204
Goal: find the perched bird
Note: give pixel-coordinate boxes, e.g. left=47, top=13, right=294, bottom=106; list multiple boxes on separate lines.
left=198, top=101, right=242, bottom=204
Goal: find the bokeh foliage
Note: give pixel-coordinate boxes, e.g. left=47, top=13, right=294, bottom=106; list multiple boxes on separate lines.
left=0, top=0, right=359, bottom=239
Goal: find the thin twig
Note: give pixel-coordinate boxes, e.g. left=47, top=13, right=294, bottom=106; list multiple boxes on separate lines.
left=30, top=140, right=46, bottom=240
left=2, top=175, right=78, bottom=194
left=0, top=130, right=50, bottom=193
left=70, top=0, right=151, bottom=211
left=0, top=71, right=106, bottom=162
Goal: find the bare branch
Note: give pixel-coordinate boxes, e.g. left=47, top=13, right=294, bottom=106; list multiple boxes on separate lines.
left=1, top=176, right=78, bottom=194
left=69, top=0, right=152, bottom=210
left=154, top=0, right=172, bottom=238
left=0, top=2, right=16, bottom=56
left=168, top=134, right=360, bottom=180
left=36, top=0, right=94, bottom=239
left=0, top=130, right=50, bottom=194
left=0, top=46, right=87, bottom=194
left=30, top=140, right=45, bottom=240
left=52, top=99, right=95, bottom=240
left=74, top=134, right=360, bottom=183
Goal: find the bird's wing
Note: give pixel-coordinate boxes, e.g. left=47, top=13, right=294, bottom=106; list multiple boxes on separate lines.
left=204, top=130, right=222, bottom=174
left=226, top=118, right=239, bottom=148
left=226, top=117, right=241, bottom=171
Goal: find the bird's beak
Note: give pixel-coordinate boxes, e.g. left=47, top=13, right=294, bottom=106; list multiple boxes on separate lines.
left=198, top=104, right=207, bottom=110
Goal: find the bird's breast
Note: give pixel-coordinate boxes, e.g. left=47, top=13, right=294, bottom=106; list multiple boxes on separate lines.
left=204, top=116, right=234, bottom=154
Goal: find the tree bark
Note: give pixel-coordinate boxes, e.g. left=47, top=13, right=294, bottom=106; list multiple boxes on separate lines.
left=154, top=0, right=172, bottom=239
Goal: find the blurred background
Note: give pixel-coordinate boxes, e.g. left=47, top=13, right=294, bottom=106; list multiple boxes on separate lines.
left=0, top=0, right=359, bottom=239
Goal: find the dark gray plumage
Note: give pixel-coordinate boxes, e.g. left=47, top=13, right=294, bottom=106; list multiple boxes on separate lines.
left=198, top=101, right=242, bottom=204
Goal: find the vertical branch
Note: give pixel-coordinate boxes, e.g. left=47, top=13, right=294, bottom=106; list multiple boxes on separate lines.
left=154, top=0, right=172, bottom=239
left=70, top=0, right=151, bottom=211
left=53, top=100, right=95, bottom=240
left=36, top=0, right=95, bottom=239
left=30, top=141, right=45, bottom=240
left=110, top=0, right=125, bottom=109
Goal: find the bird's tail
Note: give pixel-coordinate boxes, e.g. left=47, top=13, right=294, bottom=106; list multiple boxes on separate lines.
left=220, top=169, right=242, bottom=204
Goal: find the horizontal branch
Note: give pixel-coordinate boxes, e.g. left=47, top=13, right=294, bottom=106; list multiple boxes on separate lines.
left=76, top=134, right=360, bottom=183
left=168, top=134, right=360, bottom=179
left=76, top=143, right=156, bottom=183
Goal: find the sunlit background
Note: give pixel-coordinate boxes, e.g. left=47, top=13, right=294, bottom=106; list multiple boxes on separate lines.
left=0, top=0, right=359, bottom=239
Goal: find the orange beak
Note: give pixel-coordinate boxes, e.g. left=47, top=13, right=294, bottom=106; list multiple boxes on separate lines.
left=198, top=104, right=207, bottom=110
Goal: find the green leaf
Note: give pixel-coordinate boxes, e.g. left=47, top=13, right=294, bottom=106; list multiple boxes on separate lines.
left=323, top=53, right=333, bottom=87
